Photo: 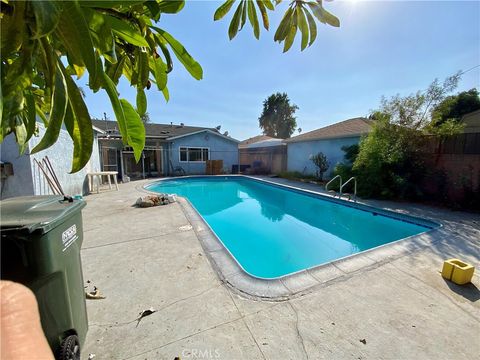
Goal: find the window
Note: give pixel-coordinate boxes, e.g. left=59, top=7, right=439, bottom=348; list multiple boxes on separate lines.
left=180, top=147, right=188, bottom=162
left=179, top=147, right=209, bottom=162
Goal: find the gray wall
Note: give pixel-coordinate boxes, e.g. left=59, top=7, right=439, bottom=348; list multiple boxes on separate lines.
left=170, top=131, right=239, bottom=174
left=1, top=123, right=101, bottom=199
left=287, top=136, right=360, bottom=178
left=0, top=135, right=35, bottom=199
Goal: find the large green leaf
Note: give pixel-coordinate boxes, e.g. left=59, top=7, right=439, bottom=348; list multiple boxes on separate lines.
left=60, top=63, right=93, bottom=173
left=214, top=0, right=235, bottom=21
left=38, top=37, right=56, bottom=90
left=274, top=6, right=293, bottom=42
left=146, top=1, right=161, bottom=21
left=56, top=1, right=97, bottom=79
left=102, top=72, right=128, bottom=143
left=304, top=9, right=317, bottom=46
left=150, top=57, right=167, bottom=90
left=241, top=0, right=247, bottom=29
left=136, top=88, right=147, bottom=116
left=162, top=86, right=170, bottom=102
left=307, top=2, right=324, bottom=24
left=157, top=0, right=185, bottom=14
left=137, top=50, right=150, bottom=88
left=102, top=70, right=147, bottom=160
left=14, top=116, right=28, bottom=154
left=297, top=7, right=309, bottom=51
left=283, top=13, right=297, bottom=52
left=247, top=0, right=260, bottom=39
left=30, top=1, right=61, bottom=38
left=0, top=1, right=26, bottom=59
left=156, top=40, right=173, bottom=73
left=106, top=15, right=149, bottom=47
left=24, top=92, right=36, bottom=142
left=106, top=55, right=126, bottom=84
left=228, top=1, right=243, bottom=40
left=119, top=99, right=145, bottom=162
left=153, top=27, right=203, bottom=80
left=255, top=0, right=269, bottom=30
left=36, top=104, right=49, bottom=127
left=321, top=7, right=340, bottom=27
left=31, top=63, right=68, bottom=154
left=263, top=0, right=274, bottom=11
left=307, top=2, right=339, bottom=27
left=84, top=8, right=116, bottom=63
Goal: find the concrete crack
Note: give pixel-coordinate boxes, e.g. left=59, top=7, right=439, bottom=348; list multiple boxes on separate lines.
left=122, top=294, right=282, bottom=360
left=90, top=283, right=222, bottom=329
left=226, top=289, right=267, bottom=360
left=289, top=301, right=309, bottom=360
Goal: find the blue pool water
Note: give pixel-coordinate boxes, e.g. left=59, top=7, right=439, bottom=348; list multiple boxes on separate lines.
left=147, top=177, right=434, bottom=278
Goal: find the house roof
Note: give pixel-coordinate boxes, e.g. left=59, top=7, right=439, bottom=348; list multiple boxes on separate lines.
left=285, top=117, right=373, bottom=143
left=239, top=134, right=282, bottom=148
left=245, top=138, right=286, bottom=149
left=91, top=120, right=238, bottom=142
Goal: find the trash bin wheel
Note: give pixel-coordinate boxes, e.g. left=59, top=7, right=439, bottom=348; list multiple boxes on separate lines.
left=58, top=335, right=80, bottom=360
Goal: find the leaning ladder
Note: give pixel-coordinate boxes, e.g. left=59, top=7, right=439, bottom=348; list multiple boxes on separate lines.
left=340, top=177, right=357, bottom=202
left=325, top=175, right=342, bottom=197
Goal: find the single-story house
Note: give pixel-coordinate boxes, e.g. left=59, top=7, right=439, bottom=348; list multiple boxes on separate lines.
left=239, top=134, right=280, bottom=148
left=239, top=135, right=286, bottom=174
left=92, top=120, right=239, bottom=179
left=1, top=122, right=103, bottom=199
left=285, top=117, right=373, bottom=177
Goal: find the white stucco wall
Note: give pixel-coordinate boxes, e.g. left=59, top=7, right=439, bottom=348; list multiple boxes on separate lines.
left=287, top=136, right=361, bottom=178
left=1, top=123, right=101, bottom=199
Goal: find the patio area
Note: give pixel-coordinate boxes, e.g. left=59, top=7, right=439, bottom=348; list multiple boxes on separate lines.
left=81, top=178, right=480, bottom=360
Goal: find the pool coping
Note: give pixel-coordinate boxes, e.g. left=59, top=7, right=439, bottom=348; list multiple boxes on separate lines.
left=140, top=175, right=447, bottom=301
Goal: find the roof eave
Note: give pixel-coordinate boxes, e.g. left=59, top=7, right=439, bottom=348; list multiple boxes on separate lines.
left=167, top=129, right=240, bottom=143
left=285, top=132, right=369, bottom=143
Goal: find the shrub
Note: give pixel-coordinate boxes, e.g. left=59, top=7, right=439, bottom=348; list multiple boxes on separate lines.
left=332, top=144, right=359, bottom=191
left=311, top=152, right=329, bottom=181
left=352, top=115, right=425, bottom=199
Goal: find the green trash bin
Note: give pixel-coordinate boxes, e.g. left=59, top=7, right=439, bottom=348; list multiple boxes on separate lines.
left=1, top=195, right=88, bottom=360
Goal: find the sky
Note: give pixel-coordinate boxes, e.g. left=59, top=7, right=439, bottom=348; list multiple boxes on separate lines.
left=81, top=0, right=480, bottom=141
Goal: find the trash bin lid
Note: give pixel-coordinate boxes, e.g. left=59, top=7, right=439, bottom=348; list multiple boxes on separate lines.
left=0, top=196, right=86, bottom=235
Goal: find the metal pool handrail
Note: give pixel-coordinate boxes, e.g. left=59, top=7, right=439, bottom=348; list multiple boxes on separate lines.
left=325, top=175, right=342, bottom=196
left=340, top=176, right=357, bottom=202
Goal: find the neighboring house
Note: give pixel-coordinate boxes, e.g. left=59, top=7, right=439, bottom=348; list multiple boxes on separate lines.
left=285, top=117, right=373, bottom=177
left=92, top=120, right=239, bottom=179
left=239, top=136, right=286, bottom=174
left=239, top=134, right=280, bottom=149
left=1, top=122, right=102, bottom=199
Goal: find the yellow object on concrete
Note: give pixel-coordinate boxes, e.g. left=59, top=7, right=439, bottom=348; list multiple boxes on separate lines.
left=442, top=259, right=475, bottom=285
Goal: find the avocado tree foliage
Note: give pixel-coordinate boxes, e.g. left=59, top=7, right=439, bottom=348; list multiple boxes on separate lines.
left=1, top=0, right=340, bottom=172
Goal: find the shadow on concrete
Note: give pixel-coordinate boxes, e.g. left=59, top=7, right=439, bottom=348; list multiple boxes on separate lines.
left=442, top=278, right=480, bottom=302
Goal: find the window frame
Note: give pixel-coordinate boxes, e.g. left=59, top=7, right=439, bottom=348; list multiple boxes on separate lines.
left=178, top=146, right=210, bottom=163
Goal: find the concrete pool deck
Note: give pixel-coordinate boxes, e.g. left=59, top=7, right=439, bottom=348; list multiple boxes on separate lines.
left=81, top=178, right=480, bottom=359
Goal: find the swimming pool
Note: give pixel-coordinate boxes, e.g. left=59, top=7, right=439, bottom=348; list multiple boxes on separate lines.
left=147, top=177, right=437, bottom=279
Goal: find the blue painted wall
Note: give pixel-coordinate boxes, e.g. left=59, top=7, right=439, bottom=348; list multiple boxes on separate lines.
left=169, top=131, right=239, bottom=174
left=287, top=136, right=360, bottom=178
